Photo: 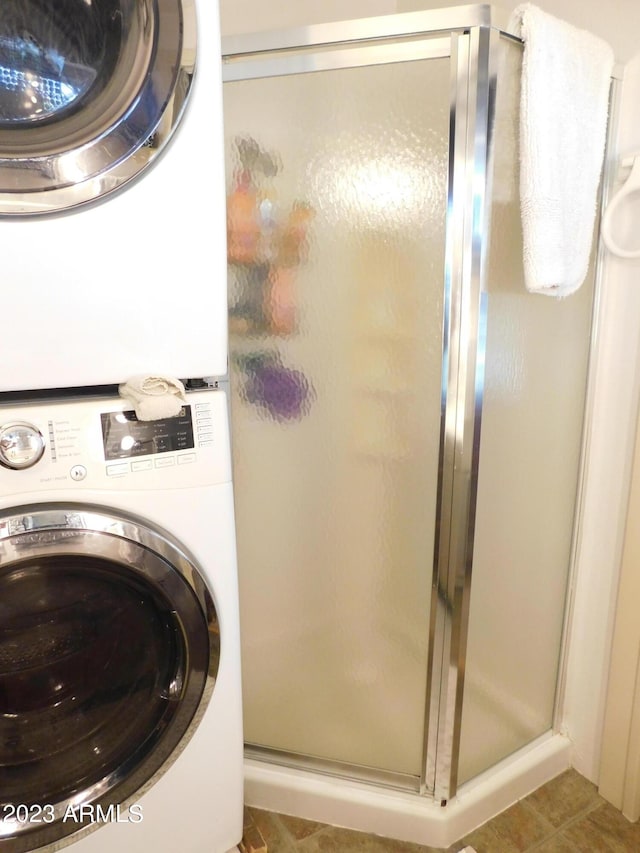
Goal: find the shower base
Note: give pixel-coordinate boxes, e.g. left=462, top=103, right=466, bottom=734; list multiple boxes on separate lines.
left=243, top=732, right=571, bottom=848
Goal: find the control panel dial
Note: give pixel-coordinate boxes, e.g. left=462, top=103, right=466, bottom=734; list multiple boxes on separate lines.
left=0, top=422, right=46, bottom=470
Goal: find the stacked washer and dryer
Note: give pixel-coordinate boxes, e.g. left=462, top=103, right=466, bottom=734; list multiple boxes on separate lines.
left=0, top=2, right=243, bottom=853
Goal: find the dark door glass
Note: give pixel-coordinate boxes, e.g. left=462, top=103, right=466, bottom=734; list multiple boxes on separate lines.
left=0, top=554, right=196, bottom=805
left=0, top=1, right=124, bottom=125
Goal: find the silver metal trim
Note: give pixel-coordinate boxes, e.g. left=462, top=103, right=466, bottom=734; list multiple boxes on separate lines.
left=222, top=5, right=515, bottom=58
left=245, top=745, right=420, bottom=793
left=223, top=37, right=451, bottom=82
left=424, top=24, right=499, bottom=803
left=423, top=29, right=468, bottom=798
left=0, top=503, right=219, bottom=852
left=0, top=0, right=196, bottom=215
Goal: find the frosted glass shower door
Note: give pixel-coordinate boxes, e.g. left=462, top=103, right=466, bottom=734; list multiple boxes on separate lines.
left=224, top=48, right=450, bottom=780
left=457, top=37, right=596, bottom=785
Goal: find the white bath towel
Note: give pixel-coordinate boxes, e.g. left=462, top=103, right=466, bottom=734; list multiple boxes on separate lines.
left=119, top=375, right=187, bottom=421
left=509, top=4, right=614, bottom=297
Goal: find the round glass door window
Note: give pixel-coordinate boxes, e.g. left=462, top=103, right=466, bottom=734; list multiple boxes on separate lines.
left=0, top=0, right=194, bottom=213
left=0, top=506, right=219, bottom=852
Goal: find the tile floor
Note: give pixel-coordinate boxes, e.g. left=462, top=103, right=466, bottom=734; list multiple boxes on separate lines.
left=244, top=769, right=640, bottom=851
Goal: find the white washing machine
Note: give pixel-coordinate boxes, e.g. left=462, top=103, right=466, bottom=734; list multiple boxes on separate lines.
left=0, top=0, right=228, bottom=392
left=0, top=387, right=242, bottom=853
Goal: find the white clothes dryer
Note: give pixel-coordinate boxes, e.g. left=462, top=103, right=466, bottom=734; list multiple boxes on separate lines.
left=0, top=0, right=228, bottom=391
left=0, top=387, right=242, bottom=853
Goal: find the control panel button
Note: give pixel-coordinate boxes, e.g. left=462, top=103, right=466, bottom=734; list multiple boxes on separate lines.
left=0, top=422, right=45, bottom=470
left=177, top=453, right=196, bottom=465
left=131, top=460, right=153, bottom=472
left=106, top=463, right=129, bottom=476
left=70, top=465, right=87, bottom=481
left=155, top=456, right=176, bottom=468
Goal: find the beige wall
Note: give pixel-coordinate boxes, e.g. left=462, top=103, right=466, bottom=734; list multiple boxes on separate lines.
left=598, top=48, right=640, bottom=817
left=220, top=0, right=395, bottom=36
left=600, top=407, right=640, bottom=819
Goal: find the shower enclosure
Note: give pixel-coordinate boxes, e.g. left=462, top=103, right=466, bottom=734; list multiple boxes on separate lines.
left=222, top=4, right=595, bottom=826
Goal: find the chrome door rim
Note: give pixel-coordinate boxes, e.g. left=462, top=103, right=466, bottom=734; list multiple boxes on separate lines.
left=0, top=502, right=219, bottom=852
left=0, top=0, right=196, bottom=215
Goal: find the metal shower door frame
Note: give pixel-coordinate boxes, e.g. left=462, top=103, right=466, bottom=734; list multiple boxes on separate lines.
left=424, top=23, right=504, bottom=803
left=222, top=8, right=511, bottom=804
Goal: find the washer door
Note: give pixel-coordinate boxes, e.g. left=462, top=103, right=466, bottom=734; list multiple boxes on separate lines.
left=0, top=504, right=219, bottom=852
left=0, top=0, right=194, bottom=214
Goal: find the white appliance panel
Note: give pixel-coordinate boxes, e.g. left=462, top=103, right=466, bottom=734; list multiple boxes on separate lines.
left=0, top=0, right=227, bottom=392
left=0, top=389, right=243, bottom=853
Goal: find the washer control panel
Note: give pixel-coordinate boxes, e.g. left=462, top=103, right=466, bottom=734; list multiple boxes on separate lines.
left=0, top=389, right=231, bottom=491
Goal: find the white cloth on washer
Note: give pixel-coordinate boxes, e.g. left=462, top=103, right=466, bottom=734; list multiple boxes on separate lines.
left=118, top=375, right=187, bottom=420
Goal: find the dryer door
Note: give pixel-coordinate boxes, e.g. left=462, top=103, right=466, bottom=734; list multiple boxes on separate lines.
left=0, top=504, right=219, bottom=852
left=0, top=0, right=194, bottom=213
